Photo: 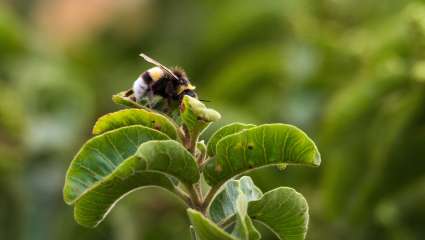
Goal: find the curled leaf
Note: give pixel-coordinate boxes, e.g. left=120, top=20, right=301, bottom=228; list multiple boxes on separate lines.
left=63, top=125, right=169, bottom=204
left=180, top=96, right=221, bottom=137
left=74, top=170, right=174, bottom=227
left=135, top=140, right=200, bottom=184
left=66, top=138, right=199, bottom=227
left=203, top=124, right=321, bottom=187
left=248, top=187, right=309, bottom=240
left=207, top=123, right=256, bottom=156
left=209, top=176, right=262, bottom=240
left=92, top=109, right=178, bottom=140
left=209, top=176, right=262, bottom=223
left=112, top=90, right=149, bottom=110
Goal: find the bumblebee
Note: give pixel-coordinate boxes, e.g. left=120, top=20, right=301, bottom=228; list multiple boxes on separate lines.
left=132, top=53, right=197, bottom=107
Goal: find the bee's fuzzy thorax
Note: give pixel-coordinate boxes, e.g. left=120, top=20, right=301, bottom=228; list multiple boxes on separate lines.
left=171, top=66, right=187, bottom=78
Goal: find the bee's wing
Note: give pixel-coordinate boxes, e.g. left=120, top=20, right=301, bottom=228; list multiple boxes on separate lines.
left=140, top=53, right=179, bottom=80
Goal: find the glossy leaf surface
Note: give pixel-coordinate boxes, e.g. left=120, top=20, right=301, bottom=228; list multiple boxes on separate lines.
left=207, top=123, right=255, bottom=156
left=248, top=187, right=309, bottom=240
left=203, top=124, right=321, bottom=186
left=67, top=139, right=199, bottom=227
left=63, top=125, right=169, bottom=204
left=74, top=169, right=174, bottom=227
left=92, top=109, right=178, bottom=139
left=135, top=140, right=200, bottom=184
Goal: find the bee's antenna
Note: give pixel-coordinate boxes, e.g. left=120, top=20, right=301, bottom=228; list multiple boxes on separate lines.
left=199, top=99, right=211, bottom=102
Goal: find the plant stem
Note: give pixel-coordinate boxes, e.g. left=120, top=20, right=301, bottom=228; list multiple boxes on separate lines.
left=201, top=184, right=221, bottom=212
left=218, top=215, right=236, bottom=230
left=186, top=184, right=202, bottom=210
left=199, top=157, right=211, bottom=171
left=188, top=132, right=199, bottom=155
left=174, top=186, right=192, bottom=207
left=190, top=225, right=198, bottom=240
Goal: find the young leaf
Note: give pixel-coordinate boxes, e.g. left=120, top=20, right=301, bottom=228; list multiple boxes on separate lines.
left=180, top=95, right=221, bottom=137
left=203, top=124, right=321, bottom=187
left=196, top=140, right=207, bottom=162
left=207, top=123, right=256, bottom=156
left=231, top=195, right=261, bottom=240
left=63, top=125, right=169, bottom=204
left=248, top=187, right=309, bottom=240
left=92, top=109, right=178, bottom=139
left=209, top=176, right=262, bottom=240
left=187, top=209, right=237, bottom=240
left=209, top=176, right=262, bottom=223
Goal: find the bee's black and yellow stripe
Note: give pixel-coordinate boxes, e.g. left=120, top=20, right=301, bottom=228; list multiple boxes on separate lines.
left=133, top=66, right=196, bottom=102
left=146, top=67, right=165, bottom=82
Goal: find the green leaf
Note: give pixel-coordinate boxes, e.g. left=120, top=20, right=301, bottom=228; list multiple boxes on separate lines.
left=135, top=140, right=200, bottom=184
left=196, top=140, right=207, bottom=161
left=209, top=176, right=262, bottom=240
left=74, top=170, right=174, bottom=227
left=112, top=90, right=150, bottom=110
left=207, top=123, right=256, bottom=156
left=63, top=125, right=169, bottom=204
left=92, top=109, right=178, bottom=140
left=190, top=225, right=198, bottom=240
left=209, top=176, right=262, bottom=223
left=180, top=95, right=221, bottom=137
left=209, top=176, right=263, bottom=240
left=203, top=124, right=321, bottom=186
left=248, top=187, right=309, bottom=240
left=232, top=198, right=261, bottom=240
left=188, top=209, right=237, bottom=240
left=67, top=139, right=200, bottom=227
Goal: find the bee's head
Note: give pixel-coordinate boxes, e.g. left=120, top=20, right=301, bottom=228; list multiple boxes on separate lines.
left=172, top=67, right=196, bottom=94
left=179, top=89, right=198, bottom=100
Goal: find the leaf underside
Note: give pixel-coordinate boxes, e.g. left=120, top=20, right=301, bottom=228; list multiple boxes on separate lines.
left=209, top=176, right=262, bottom=223
left=204, top=124, right=321, bottom=187
left=209, top=176, right=262, bottom=240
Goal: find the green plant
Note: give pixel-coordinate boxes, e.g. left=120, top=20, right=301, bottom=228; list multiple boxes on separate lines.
left=63, top=86, right=321, bottom=240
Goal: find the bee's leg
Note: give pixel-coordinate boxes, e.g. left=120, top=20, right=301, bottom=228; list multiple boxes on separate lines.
left=147, top=89, right=155, bottom=108
left=165, top=97, right=173, bottom=113
left=124, top=89, right=134, bottom=97
left=164, top=81, right=176, bottom=113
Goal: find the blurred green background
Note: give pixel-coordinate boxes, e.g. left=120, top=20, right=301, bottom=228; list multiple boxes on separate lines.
left=1, top=0, right=425, bottom=239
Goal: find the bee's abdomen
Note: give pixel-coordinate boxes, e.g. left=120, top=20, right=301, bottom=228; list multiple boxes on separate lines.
left=133, top=75, right=149, bottom=101
left=132, top=67, right=166, bottom=101
left=141, top=71, right=153, bottom=83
